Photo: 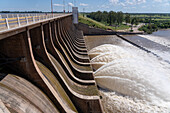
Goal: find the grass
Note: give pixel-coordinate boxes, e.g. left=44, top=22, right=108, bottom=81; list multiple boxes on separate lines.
left=78, top=15, right=130, bottom=31
left=153, top=19, right=170, bottom=21
left=131, top=15, right=170, bottom=19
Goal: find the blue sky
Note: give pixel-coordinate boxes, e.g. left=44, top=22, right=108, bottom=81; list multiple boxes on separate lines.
left=0, top=0, right=169, bottom=13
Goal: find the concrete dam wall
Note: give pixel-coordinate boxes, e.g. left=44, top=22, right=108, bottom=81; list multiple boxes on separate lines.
left=0, top=14, right=103, bottom=113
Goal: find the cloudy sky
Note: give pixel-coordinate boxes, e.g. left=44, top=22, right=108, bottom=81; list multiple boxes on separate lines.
left=0, top=0, right=169, bottom=13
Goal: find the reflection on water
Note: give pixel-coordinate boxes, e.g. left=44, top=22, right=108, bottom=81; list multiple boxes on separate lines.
left=86, top=30, right=170, bottom=112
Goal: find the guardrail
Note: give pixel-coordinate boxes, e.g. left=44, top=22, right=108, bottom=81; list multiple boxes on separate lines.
left=0, top=14, right=63, bottom=31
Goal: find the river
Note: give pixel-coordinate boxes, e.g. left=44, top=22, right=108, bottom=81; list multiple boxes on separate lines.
left=85, top=29, right=170, bottom=113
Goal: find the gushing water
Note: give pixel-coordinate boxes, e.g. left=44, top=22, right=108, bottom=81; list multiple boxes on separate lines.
left=138, top=35, right=170, bottom=48
left=90, top=45, right=133, bottom=62
left=89, top=41, right=170, bottom=112
left=89, top=44, right=134, bottom=70
left=95, top=58, right=170, bottom=107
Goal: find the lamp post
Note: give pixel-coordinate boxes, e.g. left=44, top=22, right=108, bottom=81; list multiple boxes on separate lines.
left=68, top=4, right=69, bottom=13
left=51, top=0, right=53, bottom=14
left=63, top=0, right=65, bottom=13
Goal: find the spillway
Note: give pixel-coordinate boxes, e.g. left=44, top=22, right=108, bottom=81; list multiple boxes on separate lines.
left=85, top=35, right=170, bottom=112
left=36, top=60, right=77, bottom=112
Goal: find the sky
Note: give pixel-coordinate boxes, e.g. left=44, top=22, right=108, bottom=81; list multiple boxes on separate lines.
left=0, top=0, right=169, bottom=13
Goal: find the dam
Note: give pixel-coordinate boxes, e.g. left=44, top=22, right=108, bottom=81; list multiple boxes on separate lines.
left=0, top=12, right=103, bottom=113
left=0, top=11, right=170, bottom=113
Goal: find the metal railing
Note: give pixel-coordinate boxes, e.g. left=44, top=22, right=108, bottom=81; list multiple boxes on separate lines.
left=0, top=13, right=63, bottom=31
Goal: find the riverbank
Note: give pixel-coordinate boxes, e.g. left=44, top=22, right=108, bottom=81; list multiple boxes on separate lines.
left=138, top=21, right=170, bottom=34
left=77, top=22, right=143, bottom=36
left=117, top=23, right=144, bottom=33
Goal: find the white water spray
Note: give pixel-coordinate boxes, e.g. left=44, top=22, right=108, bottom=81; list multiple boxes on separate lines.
left=90, top=44, right=134, bottom=70
left=138, top=35, right=170, bottom=48
left=89, top=42, right=170, bottom=112
left=95, top=58, right=170, bottom=108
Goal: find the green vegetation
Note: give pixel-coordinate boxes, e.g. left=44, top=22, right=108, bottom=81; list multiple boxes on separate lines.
left=130, top=17, right=140, bottom=31
left=130, top=13, right=170, bottom=20
left=125, top=13, right=130, bottom=24
left=82, top=12, right=170, bottom=34
left=136, top=15, right=170, bottom=34
left=138, top=24, right=158, bottom=34
left=79, top=15, right=129, bottom=30
left=82, top=11, right=143, bottom=32
left=138, top=21, right=170, bottom=34
left=88, top=11, right=125, bottom=26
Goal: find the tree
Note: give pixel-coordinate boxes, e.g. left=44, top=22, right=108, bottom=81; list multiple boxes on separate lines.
left=125, top=13, right=130, bottom=25
left=116, top=11, right=124, bottom=25
left=131, top=17, right=136, bottom=30
left=135, top=17, right=139, bottom=25
left=94, top=11, right=102, bottom=21
left=107, top=11, right=116, bottom=25
left=101, top=11, right=108, bottom=24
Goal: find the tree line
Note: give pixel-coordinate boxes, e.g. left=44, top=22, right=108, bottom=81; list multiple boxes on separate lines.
left=86, top=11, right=170, bottom=33
left=87, top=11, right=123, bottom=26
left=138, top=20, right=170, bottom=34
left=87, top=11, right=140, bottom=27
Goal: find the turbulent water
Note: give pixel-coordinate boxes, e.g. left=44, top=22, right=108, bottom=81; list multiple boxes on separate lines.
left=87, top=30, right=170, bottom=112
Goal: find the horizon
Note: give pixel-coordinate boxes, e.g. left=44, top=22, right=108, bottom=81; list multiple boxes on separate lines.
left=1, top=11, right=170, bottom=14
left=0, top=0, right=169, bottom=13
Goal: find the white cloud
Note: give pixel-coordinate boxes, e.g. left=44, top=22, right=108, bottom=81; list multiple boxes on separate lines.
left=53, top=4, right=63, bottom=7
left=137, top=0, right=146, bottom=4
left=100, top=4, right=110, bottom=8
left=132, top=7, right=136, bottom=8
left=109, top=0, right=119, bottom=4
left=109, top=0, right=146, bottom=7
left=120, top=2, right=126, bottom=6
left=154, top=0, right=163, bottom=2
left=125, top=0, right=146, bottom=5
left=80, top=3, right=88, bottom=6
left=142, top=5, right=147, bottom=8
left=68, top=3, right=74, bottom=7
left=164, top=3, right=170, bottom=6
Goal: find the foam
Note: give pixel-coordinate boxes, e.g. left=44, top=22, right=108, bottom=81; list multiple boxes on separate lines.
left=95, top=58, right=170, bottom=108
left=89, top=34, right=170, bottom=112
left=91, top=50, right=133, bottom=63
left=138, top=35, right=170, bottom=48
left=88, top=44, right=121, bottom=55
left=90, top=44, right=133, bottom=70
left=100, top=90, right=168, bottom=113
